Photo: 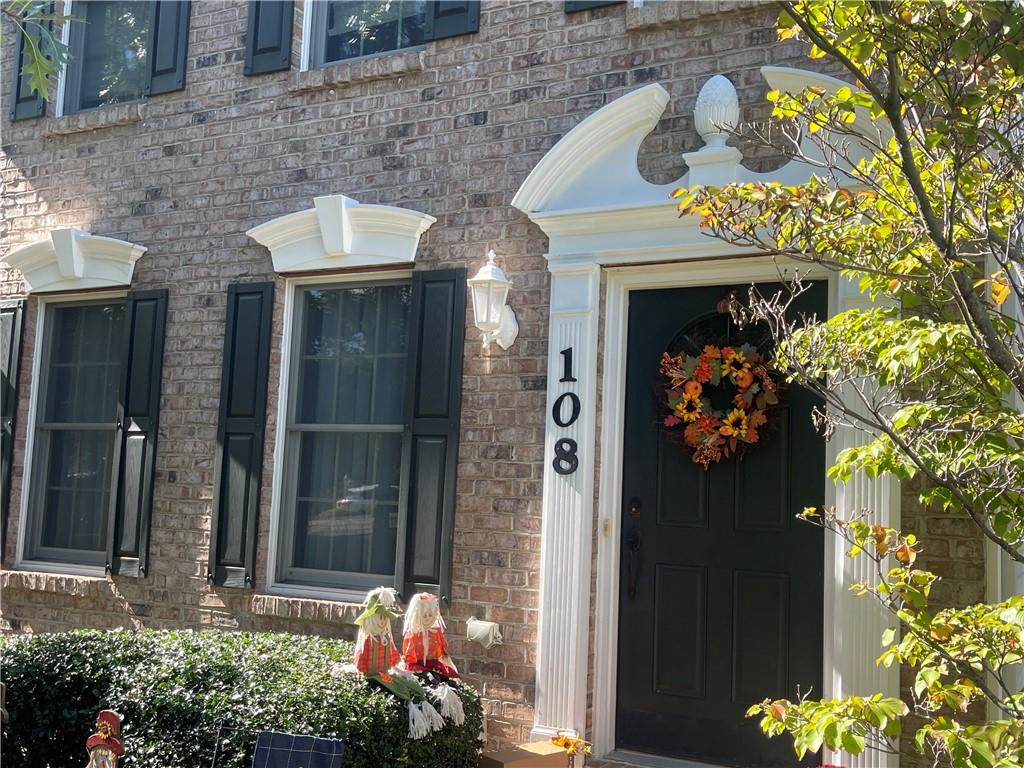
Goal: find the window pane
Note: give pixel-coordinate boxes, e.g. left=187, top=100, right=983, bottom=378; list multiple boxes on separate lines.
left=291, top=431, right=402, bottom=576
left=297, top=283, right=410, bottom=425
left=45, top=303, right=124, bottom=423
left=38, top=429, right=114, bottom=556
left=319, top=0, right=425, bottom=65
left=75, top=1, right=150, bottom=112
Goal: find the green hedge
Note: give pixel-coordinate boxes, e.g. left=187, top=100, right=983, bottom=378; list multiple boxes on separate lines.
left=0, top=629, right=483, bottom=768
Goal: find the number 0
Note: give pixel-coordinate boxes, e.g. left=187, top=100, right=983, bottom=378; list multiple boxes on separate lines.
left=552, top=392, right=581, bottom=428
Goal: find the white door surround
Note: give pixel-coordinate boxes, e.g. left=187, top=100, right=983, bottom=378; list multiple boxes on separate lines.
left=511, top=69, right=899, bottom=766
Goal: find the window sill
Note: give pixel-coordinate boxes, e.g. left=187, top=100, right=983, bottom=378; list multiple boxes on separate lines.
left=38, top=102, right=143, bottom=138
left=288, top=49, right=425, bottom=94
left=251, top=588, right=365, bottom=624
left=2, top=565, right=108, bottom=597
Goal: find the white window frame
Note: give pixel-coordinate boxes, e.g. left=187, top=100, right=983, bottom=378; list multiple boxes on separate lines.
left=265, top=269, right=414, bottom=603
left=53, top=0, right=73, bottom=118
left=16, top=289, right=127, bottom=577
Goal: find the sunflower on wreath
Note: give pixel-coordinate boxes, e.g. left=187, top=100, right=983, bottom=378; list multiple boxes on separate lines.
left=660, top=342, right=780, bottom=469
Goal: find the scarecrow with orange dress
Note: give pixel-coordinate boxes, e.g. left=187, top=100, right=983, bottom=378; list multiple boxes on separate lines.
left=402, top=592, right=459, bottom=680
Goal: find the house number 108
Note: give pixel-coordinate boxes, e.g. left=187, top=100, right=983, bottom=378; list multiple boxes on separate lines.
left=552, top=347, right=580, bottom=475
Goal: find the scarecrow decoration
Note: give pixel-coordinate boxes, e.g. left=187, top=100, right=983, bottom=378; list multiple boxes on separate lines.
left=353, top=587, right=465, bottom=740
left=402, top=592, right=459, bottom=680
left=354, top=587, right=403, bottom=680
left=85, top=710, right=124, bottom=768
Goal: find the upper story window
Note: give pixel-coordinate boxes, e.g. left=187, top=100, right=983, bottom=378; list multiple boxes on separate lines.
left=59, top=0, right=190, bottom=116
left=311, top=1, right=425, bottom=66
left=66, top=1, right=149, bottom=112
left=305, top=1, right=481, bottom=71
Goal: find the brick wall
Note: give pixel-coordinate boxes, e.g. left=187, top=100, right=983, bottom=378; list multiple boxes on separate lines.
left=0, top=0, right=987, bottom=754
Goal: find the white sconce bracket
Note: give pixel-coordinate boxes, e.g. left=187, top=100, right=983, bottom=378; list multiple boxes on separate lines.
left=486, top=304, right=519, bottom=351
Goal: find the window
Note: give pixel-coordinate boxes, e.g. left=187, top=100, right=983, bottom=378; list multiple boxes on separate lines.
left=275, top=270, right=466, bottom=598
left=25, top=300, right=125, bottom=565
left=67, top=1, right=149, bottom=111
left=280, top=282, right=410, bottom=588
left=306, top=1, right=480, bottom=69
left=61, top=0, right=189, bottom=116
left=311, top=1, right=425, bottom=66
left=23, top=291, right=168, bottom=574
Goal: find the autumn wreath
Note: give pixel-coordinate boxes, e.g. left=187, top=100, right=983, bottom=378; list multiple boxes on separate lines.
left=660, top=342, right=781, bottom=468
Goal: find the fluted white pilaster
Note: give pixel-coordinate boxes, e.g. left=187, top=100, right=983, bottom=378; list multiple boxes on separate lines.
left=531, top=262, right=602, bottom=740
left=825, top=276, right=900, bottom=768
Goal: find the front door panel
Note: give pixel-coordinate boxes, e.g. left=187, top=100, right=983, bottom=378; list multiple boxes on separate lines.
left=615, top=283, right=826, bottom=767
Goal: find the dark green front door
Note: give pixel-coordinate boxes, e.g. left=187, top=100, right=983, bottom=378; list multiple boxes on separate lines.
left=615, top=283, right=826, bottom=767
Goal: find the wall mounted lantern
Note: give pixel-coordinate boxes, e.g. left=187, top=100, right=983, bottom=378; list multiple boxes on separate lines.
left=468, top=250, right=519, bottom=350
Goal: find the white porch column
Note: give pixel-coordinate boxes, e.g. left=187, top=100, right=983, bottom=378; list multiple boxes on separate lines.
left=826, top=276, right=900, bottom=768
left=531, top=260, right=602, bottom=740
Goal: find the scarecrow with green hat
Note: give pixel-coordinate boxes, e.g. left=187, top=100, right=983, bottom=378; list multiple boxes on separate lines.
left=354, top=587, right=424, bottom=701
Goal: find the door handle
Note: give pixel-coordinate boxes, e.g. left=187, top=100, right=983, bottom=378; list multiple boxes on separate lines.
left=626, top=526, right=641, bottom=599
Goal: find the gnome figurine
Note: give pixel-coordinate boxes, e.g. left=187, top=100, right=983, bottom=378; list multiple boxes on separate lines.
left=402, top=592, right=459, bottom=680
left=85, top=710, right=124, bottom=768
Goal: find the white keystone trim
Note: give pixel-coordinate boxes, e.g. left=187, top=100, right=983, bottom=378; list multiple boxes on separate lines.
left=2, top=229, right=146, bottom=294
left=247, top=194, right=436, bottom=274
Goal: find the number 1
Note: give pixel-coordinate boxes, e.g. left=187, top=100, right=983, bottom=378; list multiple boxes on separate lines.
left=560, top=347, right=577, bottom=383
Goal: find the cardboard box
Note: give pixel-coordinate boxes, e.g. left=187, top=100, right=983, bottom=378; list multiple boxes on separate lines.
left=479, top=740, right=567, bottom=768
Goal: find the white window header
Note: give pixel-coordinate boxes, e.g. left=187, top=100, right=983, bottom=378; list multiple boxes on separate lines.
left=3, top=228, right=146, bottom=294
left=246, top=194, right=436, bottom=274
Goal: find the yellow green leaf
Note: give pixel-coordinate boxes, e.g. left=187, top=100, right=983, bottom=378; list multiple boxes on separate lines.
left=992, top=277, right=1010, bottom=305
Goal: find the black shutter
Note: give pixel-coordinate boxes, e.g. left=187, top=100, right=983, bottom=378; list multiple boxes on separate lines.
left=1, top=301, right=25, bottom=562
left=244, top=0, right=292, bottom=76
left=424, top=1, right=479, bottom=41
left=565, top=0, right=623, bottom=11
left=10, top=14, right=48, bottom=120
left=107, top=289, right=168, bottom=577
left=145, top=0, right=190, bottom=96
left=208, top=282, right=273, bottom=587
left=397, top=269, right=466, bottom=602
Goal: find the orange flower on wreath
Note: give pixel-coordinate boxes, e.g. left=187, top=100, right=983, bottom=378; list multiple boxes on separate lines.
left=693, top=359, right=713, bottom=383
left=683, top=380, right=703, bottom=397
left=719, top=408, right=748, bottom=437
left=696, top=414, right=719, bottom=434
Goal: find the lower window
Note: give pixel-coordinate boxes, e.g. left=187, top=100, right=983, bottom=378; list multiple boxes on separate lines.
left=278, top=281, right=411, bottom=589
left=25, top=299, right=125, bottom=565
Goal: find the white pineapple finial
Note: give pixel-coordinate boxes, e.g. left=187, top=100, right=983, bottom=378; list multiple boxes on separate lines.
left=694, top=74, right=739, bottom=149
